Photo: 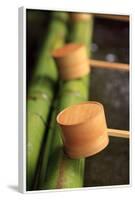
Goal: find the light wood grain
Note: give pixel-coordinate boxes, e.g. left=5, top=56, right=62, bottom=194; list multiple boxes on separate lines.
left=57, top=101, right=109, bottom=158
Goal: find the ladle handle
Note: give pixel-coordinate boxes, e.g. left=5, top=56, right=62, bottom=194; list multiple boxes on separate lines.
left=90, top=59, right=129, bottom=71
left=108, top=128, right=129, bottom=139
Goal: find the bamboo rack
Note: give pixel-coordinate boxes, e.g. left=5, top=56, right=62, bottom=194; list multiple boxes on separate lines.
left=27, top=12, right=68, bottom=190
left=37, top=14, right=94, bottom=190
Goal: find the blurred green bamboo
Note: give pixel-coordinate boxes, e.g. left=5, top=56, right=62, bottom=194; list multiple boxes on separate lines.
left=26, top=12, right=68, bottom=190
left=37, top=14, right=93, bottom=190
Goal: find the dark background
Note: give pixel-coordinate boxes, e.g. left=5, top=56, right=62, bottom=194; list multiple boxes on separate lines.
left=27, top=10, right=129, bottom=187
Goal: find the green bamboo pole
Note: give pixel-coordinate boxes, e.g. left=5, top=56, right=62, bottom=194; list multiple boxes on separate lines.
left=35, top=99, right=59, bottom=189
left=27, top=12, right=68, bottom=190
left=38, top=14, right=93, bottom=190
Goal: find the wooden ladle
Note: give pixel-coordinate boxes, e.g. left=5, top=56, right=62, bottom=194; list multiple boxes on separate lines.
left=56, top=101, right=109, bottom=159
left=52, top=43, right=90, bottom=80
